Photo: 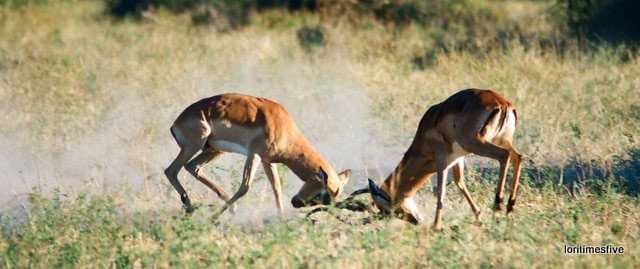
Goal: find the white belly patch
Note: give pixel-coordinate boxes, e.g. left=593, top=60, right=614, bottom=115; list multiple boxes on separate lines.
left=211, top=140, right=249, bottom=155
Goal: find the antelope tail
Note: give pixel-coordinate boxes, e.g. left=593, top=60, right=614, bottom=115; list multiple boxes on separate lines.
left=480, top=106, right=516, bottom=136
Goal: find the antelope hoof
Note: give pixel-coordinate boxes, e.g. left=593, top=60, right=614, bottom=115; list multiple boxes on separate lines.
left=210, top=203, right=233, bottom=221
left=506, top=199, right=516, bottom=214
left=432, top=222, right=444, bottom=232
left=210, top=210, right=224, bottom=222
left=493, top=196, right=503, bottom=211
left=189, top=203, right=205, bottom=214
left=181, top=194, right=194, bottom=214
left=474, top=211, right=482, bottom=223
left=184, top=204, right=195, bottom=214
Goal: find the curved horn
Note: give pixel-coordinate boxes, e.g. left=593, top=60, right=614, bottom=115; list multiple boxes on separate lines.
left=348, top=187, right=370, bottom=197
left=368, top=178, right=392, bottom=212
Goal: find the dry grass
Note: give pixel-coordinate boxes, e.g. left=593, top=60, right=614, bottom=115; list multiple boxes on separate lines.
left=1, top=1, right=637, bottom=165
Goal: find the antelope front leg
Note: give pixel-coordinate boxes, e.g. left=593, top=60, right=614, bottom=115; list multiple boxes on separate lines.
left=263, top=161, right=284, bottom=215
left=452, top=160, right=481, bottom=221
left=211, top=153, right=261, bottom=221
left=433, top=164, right=448, bottom=231
left=507, top=149, right=523, bottom=213
left=494, top=155, right=511, bottom=211
left=165, top=146, right=201, bottom=214
left=185, top=150, right=232, bottom=203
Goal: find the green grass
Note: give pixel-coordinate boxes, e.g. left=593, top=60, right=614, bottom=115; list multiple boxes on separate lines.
left=1, top=181, right=638, bottom=268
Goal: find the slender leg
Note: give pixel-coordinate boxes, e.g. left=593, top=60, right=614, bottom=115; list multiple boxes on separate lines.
left=185, top=149, right=232, bottom=202
left=432, top=158, right=448, bottom=231
left=262, top=161, right=284, bottom=215
left=507, top=149, right=523, bottom=213
left=211, top=153, right=261, bottom=220
left=164, top=145, right=200, bottom=213
left=452, top=159, right=481, bottom=221
left=494, top=157, right=511, bottom=211
left=457, top=135, right=510, bottom=211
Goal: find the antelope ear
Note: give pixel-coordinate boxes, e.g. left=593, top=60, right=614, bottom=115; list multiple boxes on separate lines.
left=404, top=213, right=422, bottom=225
left=400, top=198, right=424, bottom=225
left=368, top=178, right=391, bottom=211
left=338, top=169, right=351, bottom=184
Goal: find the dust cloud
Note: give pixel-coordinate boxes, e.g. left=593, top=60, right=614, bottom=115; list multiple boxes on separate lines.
left=0, top=49, right=405, bottom=223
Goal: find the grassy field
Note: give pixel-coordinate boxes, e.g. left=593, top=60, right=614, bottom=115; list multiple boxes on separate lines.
left=1, top=0, right=639, bottom=268
left=1, top=184, right=639, bottom=268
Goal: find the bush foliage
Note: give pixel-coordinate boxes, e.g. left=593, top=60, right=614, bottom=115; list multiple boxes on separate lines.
left=557, top=0, right=640, bottom=45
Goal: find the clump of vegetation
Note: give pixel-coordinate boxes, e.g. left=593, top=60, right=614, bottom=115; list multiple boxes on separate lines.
left=296, top=25, right=325, bottom=52
left=105, top=0, right=317, bottom=30
left=554, top=0, right=640, bottom=45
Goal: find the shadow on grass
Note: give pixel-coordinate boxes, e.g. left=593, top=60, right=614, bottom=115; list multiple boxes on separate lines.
left=475, top=148, right=640, bottom=197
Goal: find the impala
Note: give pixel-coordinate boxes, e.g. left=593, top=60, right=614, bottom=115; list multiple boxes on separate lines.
left=368, top=89, right=522, bottom=230
left=164, top=93, right=351, bottom=219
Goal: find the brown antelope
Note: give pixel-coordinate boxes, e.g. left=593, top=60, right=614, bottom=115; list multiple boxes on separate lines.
left=164, top=93, right=351, bottom=219
left=368, top=89, right=522, bottom=230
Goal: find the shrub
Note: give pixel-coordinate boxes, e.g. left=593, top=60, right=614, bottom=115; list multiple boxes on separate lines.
left=105, top=0, right=202, bottom=18
left=555, top=0, right=640, bottom=45
left=297, top=25, right=325, bottom=52
left=105, top=0, right=316, bottom=28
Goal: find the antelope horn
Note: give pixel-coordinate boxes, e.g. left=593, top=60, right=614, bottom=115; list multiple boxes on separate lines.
left=368, top=178, right=392, bottom=212
left=305, top=182, right=377, bottom=223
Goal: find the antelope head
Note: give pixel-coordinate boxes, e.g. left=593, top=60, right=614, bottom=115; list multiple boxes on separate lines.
left=291, top=167, right=351, bottom=207
left=368, top=178, right=423, bottom=224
